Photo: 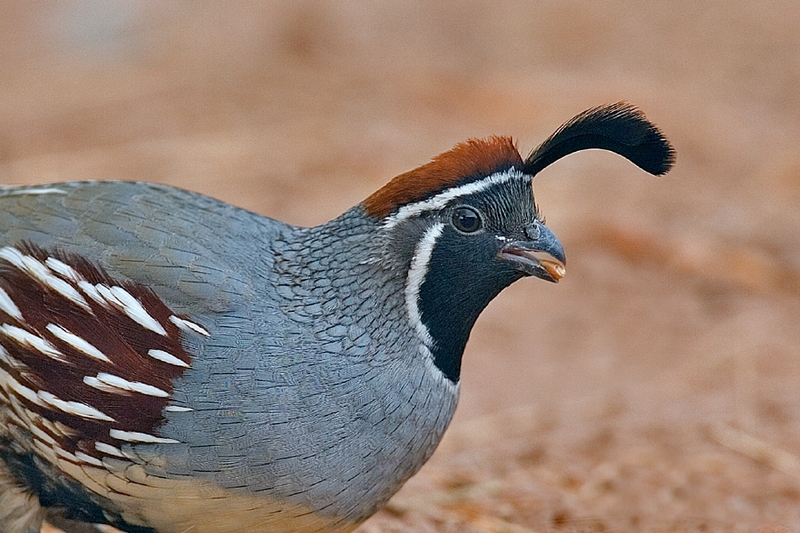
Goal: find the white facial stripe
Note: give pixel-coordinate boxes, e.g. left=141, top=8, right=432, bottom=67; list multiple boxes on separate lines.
left=420, top=345, right=460, bottom=394
left=383, top=168, right=526, bottom=229
left=405, top=223, right=445, bottom=350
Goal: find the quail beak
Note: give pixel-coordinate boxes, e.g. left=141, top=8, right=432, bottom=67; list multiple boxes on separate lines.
left=498, top=225, right=566, bottom=283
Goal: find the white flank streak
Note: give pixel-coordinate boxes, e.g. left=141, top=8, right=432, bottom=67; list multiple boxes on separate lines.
left=0, top=346, right=25, bottom=369
left=0, top=247, right=27, bottom=270
left=54, top=446, right=79, bottom=462
left=83, top=376, right=126, bottom=394
left=1, top=187, right=66, bottom=196
left=45, top=257, right=82, bottom=282
left=78, top=281, right=105, bottom=305
left=0, top=368, right=44, bottom=406
left=40, top=275, right=90, bottom=311
left=383, top=169, right=525, bottom=229
left=92, top=372, right=169, bottom=398
left=19, top=254, right=51, bottom=280
left=0, top=287, right=23, bottom=320
left=0, top=248, right=89, bottom=310
left=405, top=223, right=444, bottom=349
left=109, top=429, right=179, bottom=444
left=169, top=315, right=210, bottom=336
left=148, top=349, right=189, bottom=368
left=95, top=442, right=125, bottom=458
left=32, top=438, right=54, bottom=459
left=28, top=423, right=57, bottom=446
left=164, top=405, right=193, bottom=412
left=46, top=324, right=111, bottom=363
left=0, top=324, right=66, bottom=362
left=95, top=284, right=123, bottom=307
left=108, top=286, right=167, bottom=336
left=74, top=451, right=104, bottom=467
left=37, top=391, right=115, bottom=422
left=18, top=254, right=90, bottom=311
left=40, top=417, right=72, bottom=438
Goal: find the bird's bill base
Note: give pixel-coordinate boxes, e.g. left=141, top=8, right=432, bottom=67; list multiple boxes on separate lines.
left=498, top=247, right=566, bottom=282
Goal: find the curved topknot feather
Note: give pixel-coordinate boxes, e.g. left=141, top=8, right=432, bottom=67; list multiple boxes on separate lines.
left=362, top=103, right=674, bottom=220
left=522, top=102, right=675, bottom=177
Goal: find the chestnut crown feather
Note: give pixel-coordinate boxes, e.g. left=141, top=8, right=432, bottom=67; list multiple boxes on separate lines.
left=362, top=102, right=675, bottom=219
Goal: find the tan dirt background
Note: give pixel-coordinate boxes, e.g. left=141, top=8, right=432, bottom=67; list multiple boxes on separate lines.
left=2, top=2, right=800, bottom=532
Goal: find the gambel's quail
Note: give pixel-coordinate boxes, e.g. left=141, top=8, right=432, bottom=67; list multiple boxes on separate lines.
left=0, top=103, right=674, bottom=533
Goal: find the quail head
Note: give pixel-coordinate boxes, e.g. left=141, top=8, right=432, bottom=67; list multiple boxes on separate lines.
left=0, top=102, right=674, bottom=533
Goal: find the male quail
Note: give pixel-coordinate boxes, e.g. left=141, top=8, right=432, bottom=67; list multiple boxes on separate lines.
left=0, top=103, right=674, bottom=533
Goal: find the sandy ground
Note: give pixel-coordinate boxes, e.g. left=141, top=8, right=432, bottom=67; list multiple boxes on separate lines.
left=3, top=2, right=800, bottom=532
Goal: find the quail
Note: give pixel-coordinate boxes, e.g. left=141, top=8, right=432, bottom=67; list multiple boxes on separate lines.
left=0, top=103, right=674, bottom=533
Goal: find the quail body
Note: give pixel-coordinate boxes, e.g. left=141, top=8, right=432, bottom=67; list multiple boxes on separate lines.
left=0, top=103, right=673, bottom=533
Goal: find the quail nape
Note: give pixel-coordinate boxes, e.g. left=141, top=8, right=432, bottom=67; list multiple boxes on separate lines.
left=0, top=102, right=674, bottom=533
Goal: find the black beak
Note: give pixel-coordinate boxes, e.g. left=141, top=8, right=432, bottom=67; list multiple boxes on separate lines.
left=498, top=223, right=566, bottom=283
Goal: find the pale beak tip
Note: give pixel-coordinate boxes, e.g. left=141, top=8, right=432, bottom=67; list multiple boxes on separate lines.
left=539, top=259, right=566, bottom=281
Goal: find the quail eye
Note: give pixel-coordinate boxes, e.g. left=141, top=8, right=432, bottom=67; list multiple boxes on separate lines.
left=451, top=207, right=483, bottom=233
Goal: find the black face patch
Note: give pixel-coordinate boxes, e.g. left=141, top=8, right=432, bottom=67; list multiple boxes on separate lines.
left=414, top=180, right=539, bottom=382
left=417, top=225, right=523, bottom=382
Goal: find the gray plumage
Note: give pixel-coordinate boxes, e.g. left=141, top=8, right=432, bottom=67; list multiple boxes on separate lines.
left=0, top=182, right=457, bottom=532
left=0, top=103, right=674, bottom=533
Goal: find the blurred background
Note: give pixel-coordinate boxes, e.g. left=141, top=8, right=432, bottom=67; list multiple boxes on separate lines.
left=2, top=2, right=800, bottom=531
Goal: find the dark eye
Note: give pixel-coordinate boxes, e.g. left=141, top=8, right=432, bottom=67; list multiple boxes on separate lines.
left=451, top=206, right=482, bottom=233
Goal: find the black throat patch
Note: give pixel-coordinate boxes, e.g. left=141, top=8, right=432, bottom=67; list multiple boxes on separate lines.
left=415, top=226, right=522, bottom=383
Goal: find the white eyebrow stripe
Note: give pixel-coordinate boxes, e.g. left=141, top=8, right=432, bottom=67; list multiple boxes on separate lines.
left=383, top=168, right=526, bottom=229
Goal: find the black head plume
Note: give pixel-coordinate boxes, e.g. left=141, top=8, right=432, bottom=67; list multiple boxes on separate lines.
left=522, top=102, right=676, bottom=178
